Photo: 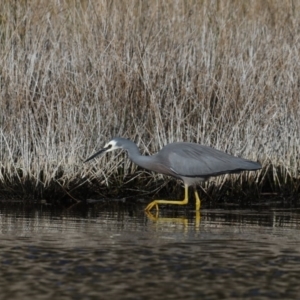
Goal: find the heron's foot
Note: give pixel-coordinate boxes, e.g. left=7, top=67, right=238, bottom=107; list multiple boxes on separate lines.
left=144, top=198, right=189, bottom=212
left=144, top=201, right=159, bottom=212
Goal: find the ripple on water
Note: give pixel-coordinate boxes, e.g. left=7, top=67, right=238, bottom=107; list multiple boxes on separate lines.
left=1, top=204, right=300, bottom=299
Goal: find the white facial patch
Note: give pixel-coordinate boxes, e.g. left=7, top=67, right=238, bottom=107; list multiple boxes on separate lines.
left=104, top=140, right=119, bottom=151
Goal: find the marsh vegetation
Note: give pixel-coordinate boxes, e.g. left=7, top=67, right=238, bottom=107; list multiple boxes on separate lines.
left=0, top=0, right=299, bottom=205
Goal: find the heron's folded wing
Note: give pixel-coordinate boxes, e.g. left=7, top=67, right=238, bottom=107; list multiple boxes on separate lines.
left=166, top=144, right=260, bottom=177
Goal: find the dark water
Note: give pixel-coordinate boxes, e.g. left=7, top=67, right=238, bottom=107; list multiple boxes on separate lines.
left=1, top=204, right=300, bottom=300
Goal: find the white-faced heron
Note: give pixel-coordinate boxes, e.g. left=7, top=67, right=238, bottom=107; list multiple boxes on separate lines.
left=85, top=137, right=261, bottom=211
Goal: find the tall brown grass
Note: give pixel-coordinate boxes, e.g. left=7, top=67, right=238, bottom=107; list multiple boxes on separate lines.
left=0, top=0, right=299, bottom=203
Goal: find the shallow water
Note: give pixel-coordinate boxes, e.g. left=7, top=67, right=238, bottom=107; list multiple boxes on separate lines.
left=1, top=204, right=300, bottom=300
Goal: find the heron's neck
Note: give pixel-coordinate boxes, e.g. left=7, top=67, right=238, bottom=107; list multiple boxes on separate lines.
left=125, top=144, right=152, bottom=170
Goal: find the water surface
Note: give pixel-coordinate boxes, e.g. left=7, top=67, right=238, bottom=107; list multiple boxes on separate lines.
left=1, top=203, right=300, bottom=299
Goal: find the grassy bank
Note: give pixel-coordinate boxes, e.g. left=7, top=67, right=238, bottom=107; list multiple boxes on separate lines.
left=0, top=0, right=299, bottom=205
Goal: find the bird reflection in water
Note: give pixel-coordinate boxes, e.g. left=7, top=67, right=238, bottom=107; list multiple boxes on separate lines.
left=144, top=210, right=201, bottom=231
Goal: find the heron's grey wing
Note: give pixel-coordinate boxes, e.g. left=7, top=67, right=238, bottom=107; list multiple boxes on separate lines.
left=163, top=143, right=261, bottom=177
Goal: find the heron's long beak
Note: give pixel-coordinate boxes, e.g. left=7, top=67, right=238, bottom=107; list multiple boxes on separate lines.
left=84, top=147, right=110, bottom=163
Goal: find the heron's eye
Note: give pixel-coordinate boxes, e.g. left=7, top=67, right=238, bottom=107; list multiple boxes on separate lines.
left=107, top=144, right=112, bottom=149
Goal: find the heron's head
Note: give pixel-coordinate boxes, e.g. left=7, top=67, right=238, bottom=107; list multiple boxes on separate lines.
left=84, top=138, right=126, bottom=163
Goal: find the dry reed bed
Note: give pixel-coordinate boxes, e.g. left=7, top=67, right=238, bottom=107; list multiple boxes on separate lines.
left=0, top=0, right=299, bottom=203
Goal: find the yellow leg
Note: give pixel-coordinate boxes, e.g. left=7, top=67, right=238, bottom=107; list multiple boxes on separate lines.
left=194, top=190, right=201, bottom=211
left=144, top=184, right=189, bottom=211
